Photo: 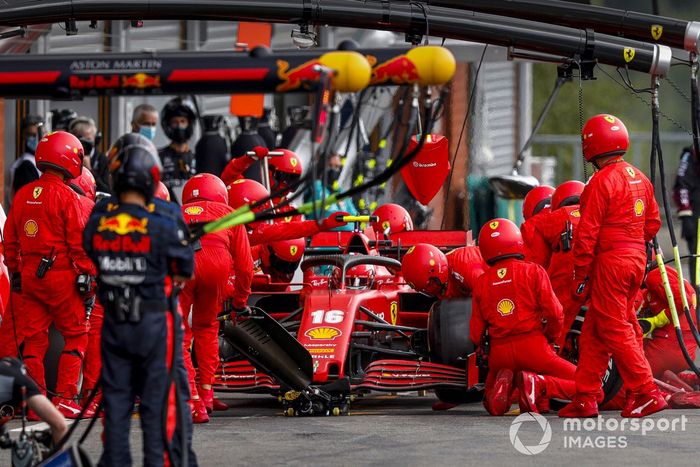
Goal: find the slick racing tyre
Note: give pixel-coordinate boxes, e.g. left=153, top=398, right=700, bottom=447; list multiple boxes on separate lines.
left=427, top=298, right=474, bottom=368
left=549, top=357, right=623, bottom=410
left=601, top=357, right=623, bottom=405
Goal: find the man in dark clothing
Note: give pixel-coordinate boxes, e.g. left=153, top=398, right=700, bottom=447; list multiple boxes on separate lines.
left=674, top=145, right=700, bottom=286
left=69, top=116, right=111, bottom=194
left=159, top=98, right=197, bottom=203
left=9, top=115, right=44, bottom=201
left=194, top=115, right=230, bottom=176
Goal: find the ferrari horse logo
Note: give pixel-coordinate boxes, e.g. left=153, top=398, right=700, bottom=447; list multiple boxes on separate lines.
left=626, top=167, right=636, bottom=178
left=489, top=221, right=499, bottom=230
left=623, top=48, right=636, bottom=63
left=651, top=25, right=663, bottom=41
left=497, top=268, right=507, bottom=279
left=33, top=187, right=43, bottom=199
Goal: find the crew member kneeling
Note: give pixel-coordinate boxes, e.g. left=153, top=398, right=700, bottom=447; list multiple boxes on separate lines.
left=84, top=140, right=196, bottom=466
left=471, top=218, right=576, bottom=415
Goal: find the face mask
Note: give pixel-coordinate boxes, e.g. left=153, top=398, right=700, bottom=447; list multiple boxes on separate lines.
left=170, top=126, right=190, bottom=144
left=25, top=136, right=38, bottom=154
left=139, top=125, right=157, bottom=141
left=325, top=168, right=341, bottom=191
left=79, top=139, right=95, bottom=157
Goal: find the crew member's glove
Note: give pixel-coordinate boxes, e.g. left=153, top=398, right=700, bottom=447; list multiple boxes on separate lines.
left=248, top=146, right=269, bottom=161
left=681, top=215, right=696, bottom=241
left=76, top=274, right=94, bottom=296
left=638, top=310, right=671, bottom=338
left=571, top=276, right=589, bottom=302
left=321, top=211, right=349, bottom=231
left=10, top=272, right=21, bottom=293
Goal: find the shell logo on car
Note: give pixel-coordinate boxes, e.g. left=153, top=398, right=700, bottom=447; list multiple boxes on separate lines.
left=305, top=327, right=342, bottom=340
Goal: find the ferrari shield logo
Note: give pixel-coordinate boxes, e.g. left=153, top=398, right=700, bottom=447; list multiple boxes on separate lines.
left=497, top=268, right=507, bottom=279
left=407, top=246, right=415, bottom=255
left=381, top=221, right=391, bottom=232
left=390, top=302, right=398, bottom=325
left=489, top=221, right=499, bottom=230
left=651, top=24, right=663, bottom=41
left=634, top=199, right=645, bottom=217
left=623, top=47, right=636, bottom=63
left=290, top=157, right=298, bottom=167
left=32, top=187, right=43, bottom=199
left=604, top=115, right=616, bottom=124
left=626, top=167, right=636, bottom=178
left=572, top=209, right=581, bottom=217
left=497, top=299, right=515, bottom=316
left=290, top=245, right=298, bottom=256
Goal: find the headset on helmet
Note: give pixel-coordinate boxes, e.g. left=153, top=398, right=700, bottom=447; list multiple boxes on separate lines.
left=581, top=114, right=629, bottom=162
left=160, top=97, right=197, bottom=144
left=108, top=133, right=162, bottom=201
left=35, top=131, right=84, bottom=179
left=268, top=149, right=302, bottom=191
left=68, top=166, right=97, bottom=201
left=551, top=180, right=585, bottom=210
left=478, top=218, right=525, bottom=265
left=401, top=244, right=449, bottom=297
left=154, top=181, right=171, bottom=201
left=522, top=185, right=554, bottom=220
left=371, top=203, right=414, bottom=236
left=182, top=173, right=228, bottom=205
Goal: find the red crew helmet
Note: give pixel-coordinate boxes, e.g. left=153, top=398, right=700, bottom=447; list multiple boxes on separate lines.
left=581, top=114, right=629, bottom=162
left=401, top=243, right=449, bottom=297
left=551, top=180, right=585, bottom=210
left=35, top=131, right=84, bottom=179
left=371, top=203, right=413, bottom=236
left=522, top=185, right=554, bottom=220
left=269, top=149, right=303, bottom=191
left=182, top=173, right=228, bottom=204
left=154, top=181, right=171, bottom=201
left=68, top=166, right=97, bottom=201
left=478, top=218, right=525, bottom=265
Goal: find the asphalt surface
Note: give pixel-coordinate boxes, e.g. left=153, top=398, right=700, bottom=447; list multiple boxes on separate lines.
left=2, top=392, right=699, bottom=466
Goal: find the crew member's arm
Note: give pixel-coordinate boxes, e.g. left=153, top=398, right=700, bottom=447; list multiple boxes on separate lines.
left=229, top=224, right=254, bottom=309
left=64, top=192, right=97, bottom=275
left=247, top=213, right=349, bottom=246
left=220, top=156, right=257, bottom=186
left=469, top=281, right=486, bottom=347
left=572, top=178, right=606, bottom=284
left=536, top=265, right=564, bottom=342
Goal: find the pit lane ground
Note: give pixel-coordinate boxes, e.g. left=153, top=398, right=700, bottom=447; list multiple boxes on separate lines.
left=2, top=392, right=698, bottom=466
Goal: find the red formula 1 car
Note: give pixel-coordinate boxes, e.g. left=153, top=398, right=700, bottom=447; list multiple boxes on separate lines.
left=214, top=228, right=485, bottom=415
